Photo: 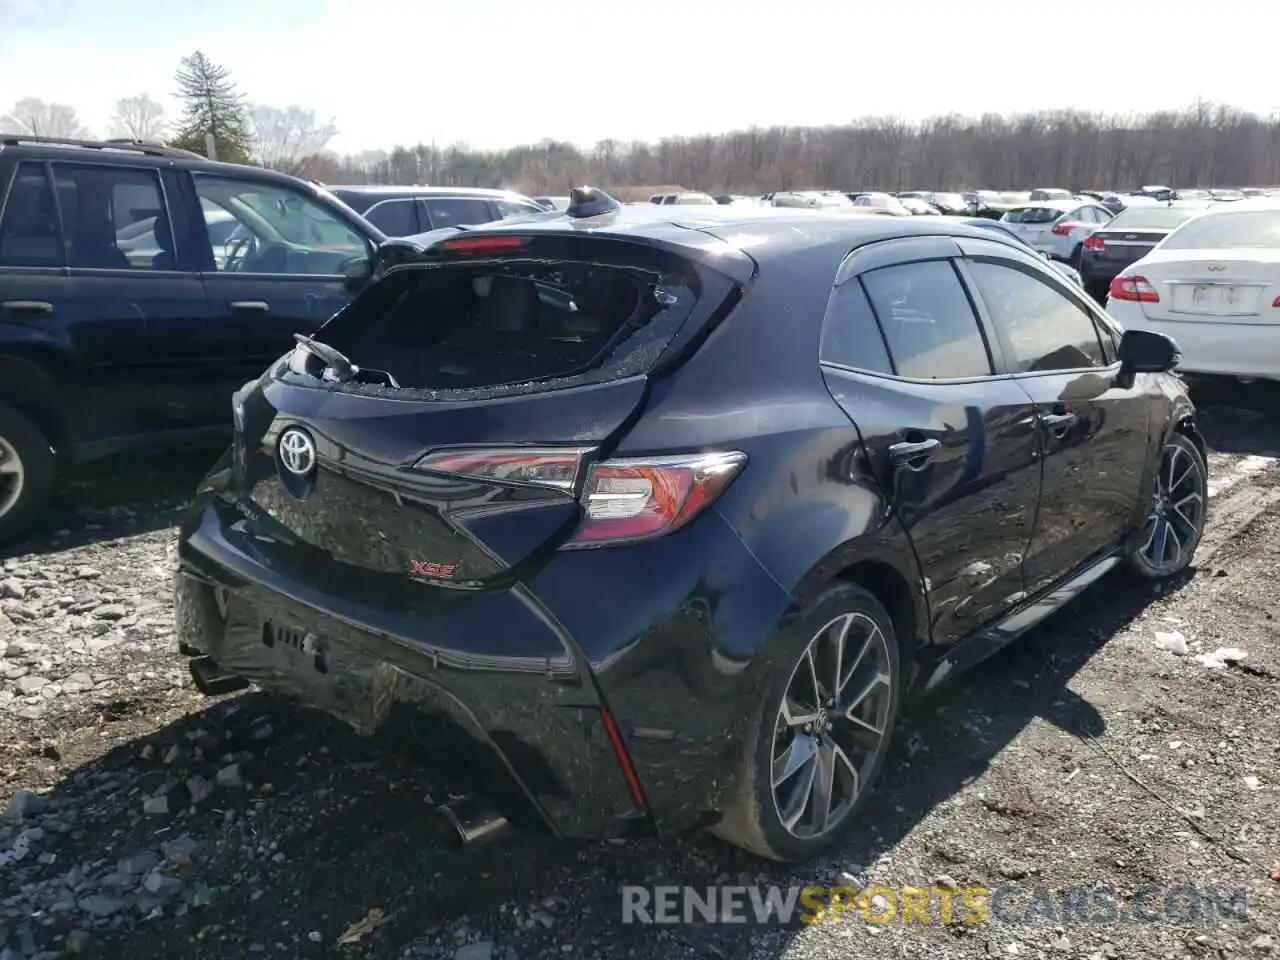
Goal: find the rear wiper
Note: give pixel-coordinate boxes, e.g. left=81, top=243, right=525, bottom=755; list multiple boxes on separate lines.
left=293, top=334, right=358, bottom=382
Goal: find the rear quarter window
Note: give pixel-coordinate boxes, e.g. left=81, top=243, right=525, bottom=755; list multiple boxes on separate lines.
left=820, top=281, right=893, bottom=375
left=860, top=260, right=993, bottom=380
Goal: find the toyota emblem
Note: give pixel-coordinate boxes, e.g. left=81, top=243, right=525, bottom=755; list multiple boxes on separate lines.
left=278, top=427, right=317, bottom=477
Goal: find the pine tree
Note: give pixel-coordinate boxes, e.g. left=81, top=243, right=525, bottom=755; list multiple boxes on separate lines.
left=170, top=51, right=253, bottom=163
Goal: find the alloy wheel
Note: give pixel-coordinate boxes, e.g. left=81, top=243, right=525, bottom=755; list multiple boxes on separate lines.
left=1140, top=440, right=1205, bottom=572
left=0, top=436, right=24, bottom=520
left=770, top=612, right=894, bottom=840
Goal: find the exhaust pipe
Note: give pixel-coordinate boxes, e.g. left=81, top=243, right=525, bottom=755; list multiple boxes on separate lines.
left=188, top=656, right=250, bottom=696
left=437, top=794, right=510, bottom=850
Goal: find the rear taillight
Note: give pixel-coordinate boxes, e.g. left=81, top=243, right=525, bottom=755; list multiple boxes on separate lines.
left=414, top=447, right=592, bottom=492
left=1082, top=234, right=1106, bottom=251
left=413, top=448, right=747, bottom=546
left=1051, top=221, right=1075, bottom=236
left=1272, top=295, right=1280, bottom=307
left=569, top=452, right=746, bottom=546
left=437, top=235, right=529, bottom=254
left=1108, top=274, right=1160, bottom=303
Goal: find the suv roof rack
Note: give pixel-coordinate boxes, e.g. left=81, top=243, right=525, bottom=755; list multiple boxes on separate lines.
left=0, top=135, right=205, bottom=160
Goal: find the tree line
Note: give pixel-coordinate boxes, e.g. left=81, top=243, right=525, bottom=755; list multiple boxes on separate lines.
left=4, top=52, right=1280, bottom=193
left=0, top=51, right=336, bottom=176
left=316, top=103, right=1280, bottom=195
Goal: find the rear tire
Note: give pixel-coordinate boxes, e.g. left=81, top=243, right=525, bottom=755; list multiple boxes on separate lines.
left=1124, top=433, right=1207, bottom=580
left=709, top=582, right=902, bottom=862
left=1068, top=243, right=1083, bottom=268
left=0, top=401, right=57, bottom=545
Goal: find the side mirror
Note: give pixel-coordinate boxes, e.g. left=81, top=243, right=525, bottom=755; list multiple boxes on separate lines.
left=340, top=256, right=374, bottom=293
left=1118, top=328, right=1180, bottom=373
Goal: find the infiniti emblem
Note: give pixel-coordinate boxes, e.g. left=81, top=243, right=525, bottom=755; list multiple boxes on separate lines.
left=1207, top=264, right=1226, bottom=272
left=278, top=427, right=317, bottom=477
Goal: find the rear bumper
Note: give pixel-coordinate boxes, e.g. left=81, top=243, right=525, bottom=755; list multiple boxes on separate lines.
left=1107, top=302, right=1280, bottom=379
left=174, top=495, right=795, bottom=839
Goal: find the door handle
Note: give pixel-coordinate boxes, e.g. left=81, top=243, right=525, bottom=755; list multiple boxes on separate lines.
left=888, top=437, right=940, bottom=468
left=1038, top=412, right=1077, bottom=433
left=0, top=300, right=53, bottom=315
left=230, top=301, right=270, bottom=312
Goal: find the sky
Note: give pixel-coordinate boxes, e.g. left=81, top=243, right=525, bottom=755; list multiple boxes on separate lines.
left=2, top=0, right=1278, bottom=155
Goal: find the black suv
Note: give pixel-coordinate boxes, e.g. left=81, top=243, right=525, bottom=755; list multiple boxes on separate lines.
left=174, top=190, right=1207, bottom=863
left=0, top=135, right=387, bottom=541
left=325, top=185, right=545, bottom=238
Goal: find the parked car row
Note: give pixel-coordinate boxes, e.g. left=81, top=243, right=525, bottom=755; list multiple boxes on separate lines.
left=1106, top=198, right=1280, bottom=380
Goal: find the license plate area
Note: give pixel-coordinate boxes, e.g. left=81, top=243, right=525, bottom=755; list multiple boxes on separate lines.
left=1172, top=282, right=1261, bottom=316
left=261, top=620, right=331, bottom=675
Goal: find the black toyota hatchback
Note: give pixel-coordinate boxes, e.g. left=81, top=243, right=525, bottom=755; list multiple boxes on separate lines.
left=173, top=189, right=1208, bottom=863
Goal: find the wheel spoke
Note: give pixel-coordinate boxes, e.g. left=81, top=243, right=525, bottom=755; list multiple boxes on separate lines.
left=808, top=741, right=836, bottom=834
left=837, top=624, right=875, bottom=697
left=779, top=748, right=818, bottom=830
left=1170, top=497, right=1200, bottom=538
left=830, top=739, right=860, bottom=800
left=1164, top=522, right=1184, bottom=564
left=780, top=696, right=820, bottom=728
left=841, top=673, right=889, bottom=733
left=1164, top=446, right=1182, bottom=493
left=772, top=732, right=816, bottom=789
left=1150, top=515, right=1169, bottom=563
left=830, top=615, right=849, bottom=699
left=804, top=647, right=821, bottom=705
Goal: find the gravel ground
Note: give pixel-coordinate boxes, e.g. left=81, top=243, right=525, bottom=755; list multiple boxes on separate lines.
left=2, top=390, right=1280, bottom=960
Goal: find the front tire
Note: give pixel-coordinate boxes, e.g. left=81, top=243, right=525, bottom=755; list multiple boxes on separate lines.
left=0, top=401, right=57, bottom=546
left=1124, top=432, right=1207, bottom=580
left=710, top=582, right=902, bottom=862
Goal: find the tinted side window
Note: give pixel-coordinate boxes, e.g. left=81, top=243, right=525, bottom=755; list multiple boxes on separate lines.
left=364, top=199, right=419, bottom=237
left=51, top=163, right=168, bottom=270
left=496, top=199, right=542, bottom=219
left=820, top=281, right=893, bottom=374
left=193, top=175, right=368, bottom=275
left=969, top=261, right=1105, bottom=373
left=861, top=260, right=993, bottom=379
left=0, top=162, right=61, bottom=267
left=421, top=197, right=496, bottom=230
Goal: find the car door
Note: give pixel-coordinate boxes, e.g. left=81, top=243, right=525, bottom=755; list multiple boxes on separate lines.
left=819, top=241, right=1043, bottom=646
left=43, top=159, right=216, bottom=449
left=957, top=238, right=1152, bottom=596
left=188, top=172, right=375, bottom=388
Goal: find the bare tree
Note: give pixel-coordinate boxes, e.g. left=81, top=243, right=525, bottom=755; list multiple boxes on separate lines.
left=248, top=105, right=338, bottom=176
left=110, top=94, right=167, bottom=142
left=0, top=97, right=90, bottom=138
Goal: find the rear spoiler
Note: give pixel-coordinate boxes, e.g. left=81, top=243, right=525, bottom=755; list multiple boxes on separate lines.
left=370, top=185, right=758, bottom=285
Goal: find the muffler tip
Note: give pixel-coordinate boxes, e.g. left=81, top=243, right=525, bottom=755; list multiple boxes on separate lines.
left=437, top=795, right=510, bottom=850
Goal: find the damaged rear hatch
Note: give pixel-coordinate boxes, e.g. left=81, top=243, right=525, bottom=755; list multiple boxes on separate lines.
left=218, top=224, right=755, bottom=605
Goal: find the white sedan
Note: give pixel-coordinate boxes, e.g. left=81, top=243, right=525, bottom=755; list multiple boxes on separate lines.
left=1105, top=199, right=1280, bottom=379
left=1000, top=199, right=1114, bottom=263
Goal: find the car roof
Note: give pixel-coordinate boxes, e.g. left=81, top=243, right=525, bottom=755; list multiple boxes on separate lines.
left=327, top=184, right=532, bottom=200
left=410, top=201, right=1039, bottom=267
left=1010, top=199, right=1083, bottom=211
left=1194, top=197, right=1280, bottom=216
